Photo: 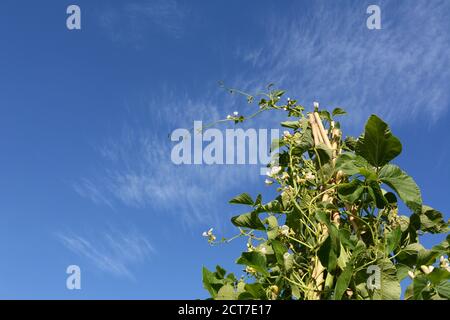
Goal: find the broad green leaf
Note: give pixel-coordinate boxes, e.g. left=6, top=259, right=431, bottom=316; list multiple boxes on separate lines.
left=337, top=179, right=364, bottom=203
left=371, top=259, right=401, bottom=300
left=315, top=143, right=332, bottom=164
left=293, top=127, right=314, bottom=152
left=318, top=224, right=340, bottom=271
left=231, top=211, right=265, bottom=230
left=202, top=267, right=224, bottom=298
left=280, top=120, right=300, bottom=129
left=243, top=283, right=267, bottom=299
left=334, top=263, right=353, bottom=300
left=332, top=107, right=347, bottom=117
left=343, top=136, right=357, bottom=151
left=379, top=164, right=422, bottom=212
left=396, top=243, right=425, bottom=266
left=436, top=281, right=450, bottom=299
left=412, top=276, right=429, bottom=300
left=260, top=199, right=284, bottom=213
left=386, top=226, right=402, bottom=253
left=265, top=215, right=279, bottom=240
left=356, top=115, right=402, bottom=167
left=335, top=153, right=370, bottom=176
left=271, top=240, right=287, bottom=265
left=216, top=284, right=236, bottom=300
left=428, top=268, right=450, bottom=286
left=236, top=281, right=246, bottom=296
left=367, top=179, right=387, bottom=209
left=236, top=252, right=269, bottom=276
left=418, top=206, right=449, bottom=233
left=395, top=263, right=411, bottom=281
left=339, top=228, right=355, bottom=250
left=229, top=193, right=254, bottom=205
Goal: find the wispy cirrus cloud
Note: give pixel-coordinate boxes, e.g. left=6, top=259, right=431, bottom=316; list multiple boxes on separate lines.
left=99, top=0, right=188, bottom=44
left=74, top=91, right=264, bottom=229
left=233, top=0, right=450, bottom=126
left=57, top=227, right=155, bottom=279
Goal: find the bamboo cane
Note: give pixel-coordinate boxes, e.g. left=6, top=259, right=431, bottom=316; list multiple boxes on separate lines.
left=313, top=111, right=332, bottom=149
left=309, top=113, right=323, bottom=145
left=307, top=105, right=343, bottom=299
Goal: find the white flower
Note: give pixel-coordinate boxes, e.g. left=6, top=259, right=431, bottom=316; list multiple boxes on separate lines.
left=233, top=111, right=239, bottom=116
left=287, top=97, right=291, bottom=101
left=264, top=179, right=273, bottom=185
left=313, top=101, right=319, bottom=109
left=280, top=225, right=290, bottom=236
left=226, top=115, right=232, bottom=119
left=420, top=265, right=433, bottom=274
left=283, top=252, right=291, bottom=260
left=407, top=271, right=415, bottom=279
left=283, top=130, right=291, bottom=138
left=305, top=172, right=315, bottom=180
left=260, top=246, right=267, bottom=254
left=202, top=228, right=215, bottom=241
left=267, top=166, right=282, bottom=178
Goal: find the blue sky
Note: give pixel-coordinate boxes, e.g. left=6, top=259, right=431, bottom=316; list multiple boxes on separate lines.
left=0, top=0, right=449, bottom=299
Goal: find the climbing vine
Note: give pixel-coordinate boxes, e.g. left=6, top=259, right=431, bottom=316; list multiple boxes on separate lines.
left=202, top=86, right=449, bottom=300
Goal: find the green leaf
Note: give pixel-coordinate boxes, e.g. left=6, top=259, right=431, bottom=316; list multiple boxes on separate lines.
left=260, top=199, right=284, bottom=213
left=337, top=179, right=364, bottom=203
left=236, top=252, right=269, bottom=276
left=367, top=179, right=387, bottom=209
left=281, top=120, right=300, bottom=129
left=243, top=283, right=267, bottom=299
left=428, top=268, right=450, bottom=286
left=379, top=164, right=422, bottom=212
left=372, top=259, right=401, bottom=300
left=216, top=284, right=236, bottom=300
left=386, top=226, right=402, bottom=253
left=271, top=240, right=287, bottom=265
left=315, top=143, right=332, bottom=164
left=332, top=107, right=347, bottom=117
left=334, top=263, right=353, bottom=300
left=335, top=153, right=370, bottom=176
left=339, top=228, right=355, bottom=250
left=436, top=281, right=450, bottom=299
left=396, top=243, right=425, bottom=266
left=318, top=224, right=341, bottom=271
left=231, top=211, right=265, bottom=230
left=293, top=127, right=314, bottom=152
left=356, top=115, right=402, bottom=167
left=265, top=215, right=279, bottom=240
left=229, top=193, right=254, bottom=205
left=418, top=206, right=449, bottom=234
left=396, top=263, right=411, bottom=281
left=202, top=267, right=224, bottom=298
left=410, top=276, right=429, bottom=300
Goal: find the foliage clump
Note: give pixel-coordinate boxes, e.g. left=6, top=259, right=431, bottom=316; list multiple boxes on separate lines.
left=202, top=87, right=449, bottom=300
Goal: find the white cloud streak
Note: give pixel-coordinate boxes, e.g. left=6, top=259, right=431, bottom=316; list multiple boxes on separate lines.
left=233, top=1, right=450, bottom=126
left=74, top=91, right=263, bottom=229
left=57, top=227, right=155, bottom=279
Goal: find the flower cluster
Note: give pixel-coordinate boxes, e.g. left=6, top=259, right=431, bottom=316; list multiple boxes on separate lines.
left=202, top=228, right=216, bottom=243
